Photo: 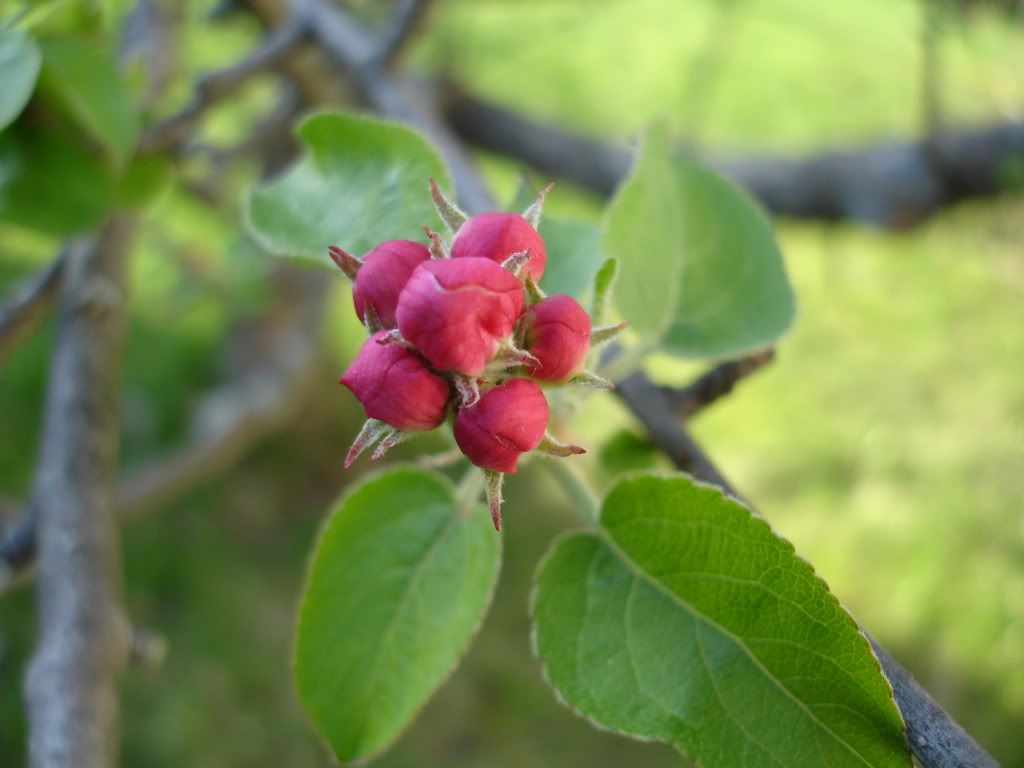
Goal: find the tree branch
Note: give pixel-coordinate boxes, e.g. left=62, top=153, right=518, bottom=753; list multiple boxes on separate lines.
left=24, top=217, right=135, bottom=768
left=376, top=0, right=433, bottom=67
left=289, top=0, right=493, bottom=212
left=662, top=348, right=775, bottom=419
left=139, top=19, right=306, bottom=153
left=119, top=267, right=324, bottom=522
left=613, top=370, right=745, bottom=503
left=1, top=270, right=324, bottom=593
left=0, top=254, right=66, bottom=366
left=440, top=82, right=1024, bottom=229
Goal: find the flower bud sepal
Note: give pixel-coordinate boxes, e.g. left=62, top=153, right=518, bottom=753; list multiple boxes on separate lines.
left=485, top=470, right=505, bottom=531
left=535, top=432, right=586, bottom=458
left=343, top=419, right=413, bottom=468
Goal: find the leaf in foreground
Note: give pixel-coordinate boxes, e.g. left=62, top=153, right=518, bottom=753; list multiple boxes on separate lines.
left=603, top=124, right=795, bottom=358
left=246, top=111, right=452, bottom=266
left=294, top=467, right=501, bottom=763
left=533, top=474, right=910, bottom=768
left=0, top=27, right=41, bottom=131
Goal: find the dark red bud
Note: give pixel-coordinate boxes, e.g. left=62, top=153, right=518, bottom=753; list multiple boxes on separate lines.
left=352, top=240, right=430, bottom=328
left=522, top=295, right=592, bottom=382
left=451, top=212, right=546, bottom=282
left=453, top=378, right=549, bottom=473
left=340, top=331, right=449, bottom=431
left=396, top=257, right=524, bottom=376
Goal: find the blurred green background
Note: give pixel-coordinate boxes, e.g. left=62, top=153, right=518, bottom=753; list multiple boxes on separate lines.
left=2, top=0, right=1023, bottom=765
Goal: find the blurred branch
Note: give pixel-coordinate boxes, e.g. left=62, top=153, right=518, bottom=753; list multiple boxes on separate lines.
left=0, top=253, right=66, bottom=366
left=139, top=19, right=306, bottom=153
left=0, top=505, right=34, bottom=590
left=24, top=217, right=135, bottom=767
left=1, top=268, right=326, bottom=588
left=285, top=0, right=494, bottom=212
left=377, top=0, right=434, bottom=67
left=661, top=349, right=775, bottom=419
left=441, top=82, right=1024, bottom=229
left=920, top=0, right=948, bottom=173
left=119, top=268, right=325, bottom=522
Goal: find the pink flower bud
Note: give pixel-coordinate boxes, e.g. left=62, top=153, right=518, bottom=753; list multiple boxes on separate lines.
left=340, top=331, right=450, bottom=431
left=396, top=258, right=524, bottom=376
left=522, top=295, right=592, bottom=382
left=352, top=240, right=430, bottom=328
left=453, top=378, right=548, bottom=473
left=450, top=212, right=546, bottom=282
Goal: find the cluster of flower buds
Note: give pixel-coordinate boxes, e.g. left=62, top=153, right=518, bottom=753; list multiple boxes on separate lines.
left=330, top=181, right=627, bottom=530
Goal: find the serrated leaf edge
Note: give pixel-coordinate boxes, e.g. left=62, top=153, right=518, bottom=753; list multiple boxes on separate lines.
left=291, top=464, right=502, bottom=766
left=529, top=472, right=909, bottom=768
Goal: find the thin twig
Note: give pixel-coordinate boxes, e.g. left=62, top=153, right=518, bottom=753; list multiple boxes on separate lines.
left=139, top=19, right=306, bottom=152
left=0, top=254, right=67, bottom=366
left=662, top=348, right=775, bottom=419
left=25, top=217, right=135, bottom=767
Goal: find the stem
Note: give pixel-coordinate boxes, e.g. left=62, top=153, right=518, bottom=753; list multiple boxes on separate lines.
left=543, top=458, right=599, bottom=525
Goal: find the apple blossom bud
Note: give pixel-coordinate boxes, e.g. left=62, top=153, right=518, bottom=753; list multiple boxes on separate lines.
left=453, top=378, right=548, bottom=473
left=396, top=257, right=524, bottom=376
left=451, top=212, right=546, bottom=282
left=522, top=295, right=592, bottom=382
left=352, top=240, right=430, bottom=328
left=340, top=331, right=450, bottom=431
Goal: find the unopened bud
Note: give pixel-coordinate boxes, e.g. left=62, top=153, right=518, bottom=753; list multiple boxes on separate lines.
left=522, top=295, right=591, bottom=382
left=351, top=240, right=431, bottom=328
left=453, top=378, right=549, bottom=473
left=451, top=212, right=546, bottom=282
left=340, top=331, right=450, bottom=432
left=396, top=258, right=524, bottom=376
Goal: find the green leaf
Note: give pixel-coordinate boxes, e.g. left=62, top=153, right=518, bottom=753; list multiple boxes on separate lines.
left=533, top=474, right=910, bottom=768
left=115, top=151, right=171, bottom=209
left=537, top=217, right=603, bottom=300
left=602, top=124, right=795, bottom=358
left=37, top=36, right=139, bottom=166
left=246, top=111, right=452, bottom=266
left=597, top=429, right=660, bottom=475
left=294, top=467, right=501, bottom=763
left=0, top=124, right=115, bottom=235
left=0, top=27, right=41, bottom=131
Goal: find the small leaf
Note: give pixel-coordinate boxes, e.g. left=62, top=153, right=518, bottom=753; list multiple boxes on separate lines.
left=533, top=474, right=910, bottom=768
left=0, top=27, right=41, bottom=131
left=537, top=217, right=603, bottom=300
left=0, top=124, right=115, bottom=235
left=245, top=111, right=452, bottom=266
left=294, top=467, right=501, bottom=764
left=603, top=124, right=795, bottom=358
left=37, top=36, right=139, bottom=166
